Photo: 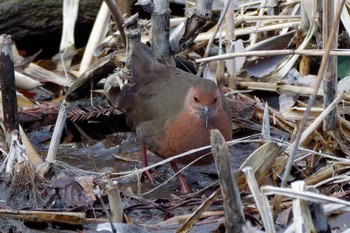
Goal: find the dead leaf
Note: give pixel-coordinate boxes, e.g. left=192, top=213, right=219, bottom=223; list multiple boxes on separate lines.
left=51, top=172, right=96, bottom=207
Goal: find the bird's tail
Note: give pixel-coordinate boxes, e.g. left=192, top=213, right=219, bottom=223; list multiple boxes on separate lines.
left=129, top=41, right=163, bottom=79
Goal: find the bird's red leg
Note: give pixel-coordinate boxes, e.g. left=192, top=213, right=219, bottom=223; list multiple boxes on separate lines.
left=170, top=162, right=190, bottom=194
left=141, top=144, right=154, bottom=183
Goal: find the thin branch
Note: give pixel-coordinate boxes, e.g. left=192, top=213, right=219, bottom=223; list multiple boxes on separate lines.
left=196, top=49, right=350, bottom=63
left=104, top=0, right=126, bottom=46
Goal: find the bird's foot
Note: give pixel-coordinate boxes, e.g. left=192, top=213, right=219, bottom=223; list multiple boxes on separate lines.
left=170, top=162, right=191, bottom=194
left=179, top=179, right=191, bottom=194
left=141, top=167, right=160, bottom=183
left=142, top=170, right=155, bottom=183
left=140, top=144, right=159, bottom=183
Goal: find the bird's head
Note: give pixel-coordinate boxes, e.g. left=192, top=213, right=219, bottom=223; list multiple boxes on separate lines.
left=185, top=79, right=223, bottom=128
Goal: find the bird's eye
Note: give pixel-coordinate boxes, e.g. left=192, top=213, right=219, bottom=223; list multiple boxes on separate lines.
left=213, top=97, right=217, bottom=103
left=194, top=96, right=199, bottom=103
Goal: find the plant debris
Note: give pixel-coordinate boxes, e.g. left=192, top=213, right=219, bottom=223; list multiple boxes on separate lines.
left=1, top=0, right=350, bottom=232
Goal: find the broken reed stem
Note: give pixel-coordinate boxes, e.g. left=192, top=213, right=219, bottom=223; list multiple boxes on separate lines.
left=196, top=49, right=350, bottom=63
left=60, top=0, right=79, bottom=51
left=107, top=178, right=124, bottom=223
left=79, top=2, right=111, bottom=74
left=261, top=102, right=271, bottom=140
left=250, top=0, right=267, bottom=46
left=242, top=167, right=275, bottom=233
left=151, top=0, right=172, bottom=65
left=39, top=101, right=69, bottom=175
left=225, top=0, right=237, bottom=89
left=210, top=129, right=245, bottom=233
left=0, top=34, right=19, bottom=145
left=274, top=0, right=346, bottom=219
left=323, top=0, right=338, bottom=131
left=46, top=101, right=68, bottom=162
left=0, top=209, right=86, bottom=224
left=95, top=186, right=117, bottom=233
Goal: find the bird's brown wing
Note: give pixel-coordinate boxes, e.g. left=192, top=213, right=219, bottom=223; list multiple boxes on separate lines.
left=118, top=67, right=198, bottom=151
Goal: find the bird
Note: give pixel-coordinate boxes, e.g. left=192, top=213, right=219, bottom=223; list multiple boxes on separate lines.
left=118, top=42, right=232, bottom=193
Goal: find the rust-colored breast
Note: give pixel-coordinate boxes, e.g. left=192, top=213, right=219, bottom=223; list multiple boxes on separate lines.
left=156, top=108, right=232, bottom=165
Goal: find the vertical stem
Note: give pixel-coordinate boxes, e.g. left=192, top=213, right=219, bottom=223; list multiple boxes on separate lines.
left=39, top=101, right=68, bottom=175
left=250, top=0, right=267, bottom=46
left=225, top=0, right=237, bottom=89
left=104, top=0, right=126, bottom=47
left=197, top=0, right=231, bottom=77
left=79, top=2, right=110, bottom=74
left=46, top=101, right=68, bottom=163
left=124, top=14, right=142, bottom=71
left=0, top=34, right=19, bottom=145
left=323, top=0, right=338, bottom=131
left=60, top=0, right=79, bottom=51
left=299, top=0, right=312, bottom=76
left=211, top=130, right=245, bottom=232
left=151, top=0, right=173, bottom=65
left=107, top=178, right=124, bottom=223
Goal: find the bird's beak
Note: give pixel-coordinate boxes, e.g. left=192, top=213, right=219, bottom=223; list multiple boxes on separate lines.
left=203, top=106, right=209, bottom=129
